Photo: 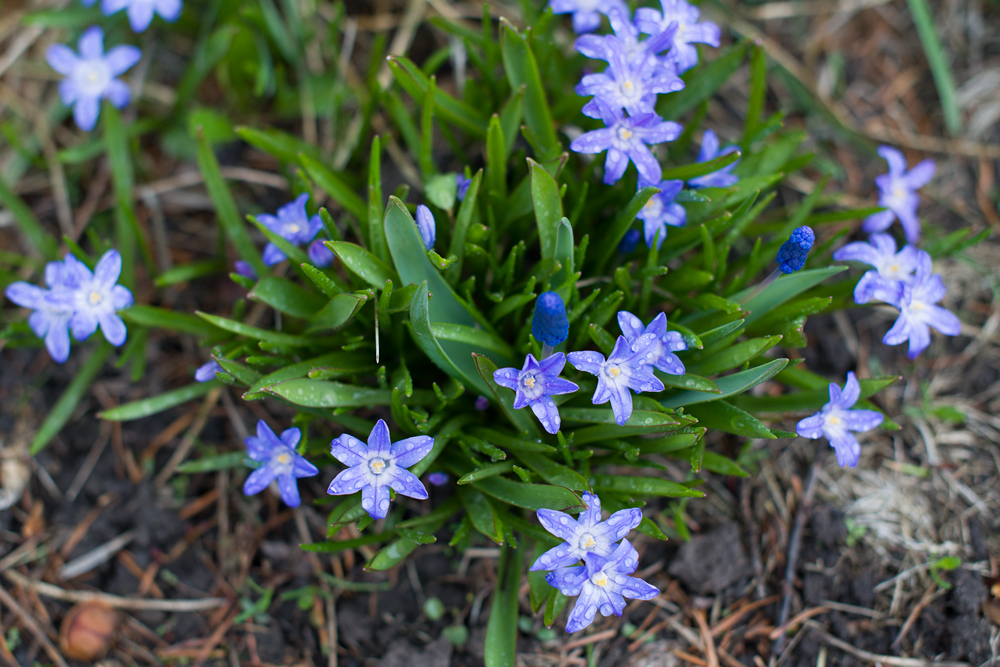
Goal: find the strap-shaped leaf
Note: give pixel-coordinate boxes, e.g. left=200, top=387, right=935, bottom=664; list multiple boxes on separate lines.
left=500, top=19, right=559, bottom=162
left=264, top=378, right=435, bottom=408
left=249, top=276, right=326, bottom=319
left=661, top=358, right=788, bottom=408
left=686, top=400, right=775, bottom=439
left=485, top=545, right=521, bottom=667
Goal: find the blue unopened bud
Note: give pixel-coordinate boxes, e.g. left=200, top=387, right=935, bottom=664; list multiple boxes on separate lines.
left=618, top=228, right=641, bottom=255
left=532, top=291, right=569, bottom=347
left=776, top=226, right=815, bottom=274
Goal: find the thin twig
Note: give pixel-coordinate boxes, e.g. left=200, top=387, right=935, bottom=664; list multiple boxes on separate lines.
left=773, top=459, right=822, bottom=655
left=154, top=387, right=222, bottom=485
left=893, top=584, right=944, bottom=647
left=59, top=530, right=136, bottom=580
left=0, top=581, right=69, bottom=667
left=3, top=570, right=227, bottom=611
left=805, top=621, right=970, bottom=667
left=741, top=476, right=766, bottom=599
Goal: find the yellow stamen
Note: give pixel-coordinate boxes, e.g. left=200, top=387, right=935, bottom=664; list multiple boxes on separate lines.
left=277, top=453, right=290, bottom=464
left=619, top=129, right=633, bottom=140
left=524, top=377, right=535, bottom=388
left=592, top=573, right=608, bottom=587
left=608, top=366, right=620, bottom=378
left=827, top=416, right=841, bottom=426
left=88, top=291, right=102, bottom=305
left=581, top=535, right=596, bottom=549
left=370, top=459, right=385, bottom=474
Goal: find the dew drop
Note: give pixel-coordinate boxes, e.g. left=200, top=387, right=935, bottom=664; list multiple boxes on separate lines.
left=362, top=498, right=372, bottom=509
left=379, top=498, right=390, bottom=512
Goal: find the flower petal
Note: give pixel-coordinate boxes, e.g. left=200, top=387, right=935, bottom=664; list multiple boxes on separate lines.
left=531, top=543, right=580, bottom=572
left=542, top=565, right=587, bottom=594
left=94, top=249, right=123, bottom=287
left=73, top=95, right=101, bottom=132
left=843, top=409, right=883, bottom=433
left=326, top=465, right=367, bottom=495
left=104, top=45, right=142, bottom=76
left=838, top=371, right=860, bottom=408
left=599, top=507, right=642, bottom=542
left=98, top=312, right=128, bottom=347
left=70, top=309, right=99, bottom=341
left=361, top=481, right=391, bottom=520
left=390, top=435, right=434, bottom=468
left=244, top=465, right=278, bottom=496
left=276, top=473, right=301, bottom=507
left=262, top=242, right=286, bottom=266
left=104, top=79, right=131, bottom=108
left=530, top=395, right=562, bottom=434
left=387, top=468, right=428, bottom=500
left=128, top=2, right=157, bottom=31
left=45, top=323, right=72, bottom=363
left=367, top=419, right=392, bottom=458
left=564, top=590, right=601, bottom=633
left=45, top=44, right=79, bottom=75
left=78, top=26, right=104, bottom=60
left=829, top=432, right=861, bottom=468
left=567, top=350, right=605, bottom=375
left=4, top=282, right=45, bottom=309
left=795, top=413, right=824, bottom=439
left=903, top=159, right=935, bottom=189
left=493, top=367, right=520, bottom=390
left=292, top=456, right=319, bottom=478
left=861, top=209, right=895, bottom=234
left=877, top=145, right=908, bottom=176
left=280, top=427, right=301, bottom=450
left=329, top=434, right=367, bottom=467
left=537, top=508, right=581, bottom=541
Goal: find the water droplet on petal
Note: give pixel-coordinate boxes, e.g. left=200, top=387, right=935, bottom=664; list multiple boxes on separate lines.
left=362, top=498, right=372, bottom=509
left=379, top=498, right=390, bottom=512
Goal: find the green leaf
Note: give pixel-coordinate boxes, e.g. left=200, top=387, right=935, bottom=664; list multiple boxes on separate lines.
left=31, top=343, right=113, bottom=453
left=458, top=486, right=503, bottom=544
left=249, top=277, right=326, bottom=319
left=660, top=150, right=742, bottom=181
left=327, top=241, right=399, bottom=288
left=431, top=323, right=515, bottom=361
left=473, top=476, right=579, bottom=510
left=300, top=155, right=367, bottom=221
left=687, top=335, right=782, bottom=376
left=658, top=373, right=720, bottom=393
left=445, top=170, right=483, bottom=283
left=597, top=185, right=660, bottom=270
left=0, top=176, right=58, bottom=259
left=658, top=40, right=751, bottom=119
left=591, top=475, right=703, bottom=498
left=367, top=538, right=420, bottom=571
left=249, top=216, right=311, bottom=267
left=195, top=312, right=310, bottom=346
left=458, top=462, right=516, bottom=485
left=637, top=431, right=705, bottom=455
left=734, top=266, right=847, bottom=327
left=121, top=305, right=223, bottom=337
left=195, top=129, right=265, bottom=275
left=100, top=381, right=221, bottom=421
left=660, top=358, right=788, bottom=408
left=702, top=451, right=749, bottom=477
left=485, top=545, right=521, bottom=667
left=733, top=376, right=899, bottom=413
left=386, top=56, right=488, bottom=136
left=367, top=137, right=389, bottom=263
left=177, top=451, right=247, bottom=473
left=514, top=451, right=589, bottom=490
left=552, top=218, right=575, bottom=299
left=309, top=293, right=368, bottom=331
left=235, top=125, right=319, bottom=163
left=906, top=0, right=960, bottom=136
left=155, top=260, right=226, bottom=287
left=425, top=173, right=457, bottom=210
left=529, top=158, right=563, bottom=260
left=500, top=19, right=559, bottom=161
left=264, top=379, right=433, bottom=408
left=686, top=401, right=775, bottom=439
left=560, top=408, right=680, bottom=428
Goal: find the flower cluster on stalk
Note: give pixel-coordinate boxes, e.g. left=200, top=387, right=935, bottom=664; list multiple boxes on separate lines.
left=5, top=250, right=134, bottom=362
left=531, top=492, right=657, bottom=633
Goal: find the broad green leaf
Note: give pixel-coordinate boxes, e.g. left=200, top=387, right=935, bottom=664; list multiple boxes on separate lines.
left=431, top=323, right=515, bottom=361
left=560, top=408, right=680, bottom=428
left=686, top=400, right=775, bottom=439
left=245, top=352, right=373, bottom=397
left=386, top=56, right=489, bottom=136
left=637, top=431, right=705, bottom=455
left=235, top=125, right=319, bottom=163
left=100, top=381, right=221, bottom=421
left=660, top=150, right=742, bottom=181
left=310, top=293, right=368, bottom=331
left=703, top=451, right=749, bottom=477
left=32, top=343, right=114, bottom=453
left=514, top=451, right=589, bottom=490
left=264, top=379, right=434, bottom=408
left=658, top=40, right=751, bottom=119
left=459, top=462, right=516, bottom=485
left=473, top=476, right=579, bottom=510
left=591, top=474, right=703, bottom=498
left=658, top=373, right=720, bottom=393
left=529, top=158, right=562, bottom=260
left=214, top=356, right=261, bottom=386
left=177, top=451, right=247, bottom=473
left=196, top=312, right=310, bottom=346
left=155, top=260, right=226, bottom=287
left=907, top=0, right=960, bottom=136
left=687, top=335, right=781, bottom=377
left=500, top=19, right=559, bottom=161
left=735, top=267, right=847, bottom=327
left=733, top=376, right=899, bottom=413
left=458, top=486, right=503, bottom=544
left=596, top=185, right=660, bottom=270
left=552, top=217, right=575, bottom=299
left=425, top=173, right=457, bottom=210
left=660, top=358, right=788, bottom=408
left=249, top=276, right=326, bottom=319
left=121, top=305, right=223, bottom=337
left=327, top=241, right=399, bottom=288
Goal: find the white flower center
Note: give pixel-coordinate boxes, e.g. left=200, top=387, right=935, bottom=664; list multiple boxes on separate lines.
left=621, top=80, right=637, bottom=98
left=369, top=457, right=387, bottom=475
left=75, top=61, right=110, bottom=96
left=607, top=364, right=621, bottom=378
left=288, top=224, right=300, bottom=234
left=277, top=453, right=290, bottom=464
left=88, top=291, right=103, bottom=305
left=579, top=533, right=597, bottom=550
left=617, top=127, right=633, bottom=141
left=827, top=416, right=841, bottom=426
left=591, top=572, right=609, bottom=588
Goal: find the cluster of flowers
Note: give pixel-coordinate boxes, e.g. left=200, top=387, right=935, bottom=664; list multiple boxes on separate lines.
left=559, top=0, right=740, bottom=250
left=833, top=146, right=960, bottom=359
left=46, top=0, right=182, bottom=131
left=4, top=250, right=133, bottom=362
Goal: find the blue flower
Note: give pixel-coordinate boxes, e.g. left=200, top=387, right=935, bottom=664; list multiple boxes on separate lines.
left=474, top=395, right=490, bottom=411
left=570, top=99, right=681, bottom=185
left=882, top=250, right=961, bottom=359
left=493, top=353, right=579, bottom=434
left=618, top=311, right=686, bottom=375
left=833, top=233, right=919, bottom=304
left=546, top=540, right=659, bottom=633
left=532, top=291, right=570, bottom=347
left=634, top=0, right=721, bottom=73
left=427, top=472, right=449, bottom=486
left=456, top=174, right=472, bottom=202
left=575, top=9, right=676, bottom=72
left=576, top=33, right=684, bottom=118
left=195, top=361, right=222, bottom=382
left=567, top=334, right=665, bottom=425
left=775, top=226, right=815, bottom=274
left=529, top=492, right=641, bottom=571
left=635, top=179, right=685, bottom=249
left=243, top=420, right=319, bottom=507
left=416, top=205, right=436, bottom=250
left=618, top=228, right=642, bottom=255
left=327, top=419, right=433, bottom=520
left=795, top=372, right=884, bottom=467
left=548, top=0, right=629, bottom=33
left=307, top=239, right=335, bottom=268
left=687, top=130, right=740, bottom=189
left=47, top=250, right=134, bottom=348
left=862, top=146, right=935, bottom=244
left=45, top=26, right=141, bottom=131
left=259, top=193, right=323, bottom=266
left=4, top=259, right=76, bottom=363
left=233, top=260, right=258, bottom=281
left=97, top=0, right=181, bottom=32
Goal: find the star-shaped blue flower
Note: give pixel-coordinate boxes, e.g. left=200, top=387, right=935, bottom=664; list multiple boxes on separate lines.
left=575, top=9, right=676, bottom=72
left=634, top=0, right=721, bottom=73
left=529, top=492, right=641, bottom=571
left=635, top=179, right=686, bottom=250
left=4, top=258, right=76, bottom=363
left=493, top=353, right=579, bottom=434
left=96, top=0, right=181, bottom=32
left=796, top=372, right=884, bottom=468
left=47, top=250, right=134, bottom=348
left=548, top=0, right=629, bottom=33
left=567, top=333, right=665, bottom=425
left=327, top=419, right=434, bottom=520
left=862, top=146, right=935, bottom=244
left=882, top=250, right=961, bottom=359
left=570, top=99, right=681, bottom=186
left=546, top=539, right=659, bottom=633
left=259, top=193, right=323, bottom=266
left=576, top=33, right=684, bottom=118
left=833, top=233, right=919, bottom=304
left=195, top=360, right=222, bottom=382
left=618, top=311, right=686, bottom=375
left=243, top=420, right=320, bottom=507
left=45, top=26, right=141, bottom=131
left=687, top=130, right=740, bottom=189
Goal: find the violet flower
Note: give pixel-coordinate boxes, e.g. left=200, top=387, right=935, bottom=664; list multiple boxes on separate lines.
left=548, top=0, right=629, bottom=34
left=243, top=420, right=319, bottom=507
left=4, top=259, right=75, bottom=363
left=307, top=239, right=335, bottom=268
left=618, top=229, right=641, bottom=255
left=45, top=26, right=141, bottom=131
left=775, top=225, right=815, bottom=274
left=635, top=179, right=685, bottom=250
left=427, top=472, right=449, bottom=486
left=99, top=0, right=182, bottom=32
left=795, top=372, right=884, bottom=468
left=617, top=311, right=686, bottom=375
left=327, top=419, right=433, bottom=520
left=634, top=0, right=721, bottom=73
left=195, top=360, right=222, bottom=382
left=415, top=205, right=436, bottom=250
left=862, top=146, right=935, bottom=243
left=456, top=174, right=472, bottom=202
left=529, top=492, right=641, bottom=571
left=575, top=9, right=676, bottom=71
left=546, top=540, right=658, bottom=633
left=493, top=353, right=579, bottom=434
left=48, top=250, right=134, bottom=347
left=576, top=33, right=684, bottom=118
left=882, top=250, right=961, bottom=359
left=258, top=193, right=323, bottom=266
left=687, top=130, right=740, bottom=189
left=833, top=233, right=919, bottom=304
left=570, top=99, right=681, bottom=185
left=234, top=260, right=258, bottom=281
left=567, top=333, right=665, bottom=425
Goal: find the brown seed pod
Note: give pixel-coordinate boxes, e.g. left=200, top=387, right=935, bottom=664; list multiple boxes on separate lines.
left=59, top=603, right=120, bottom=661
